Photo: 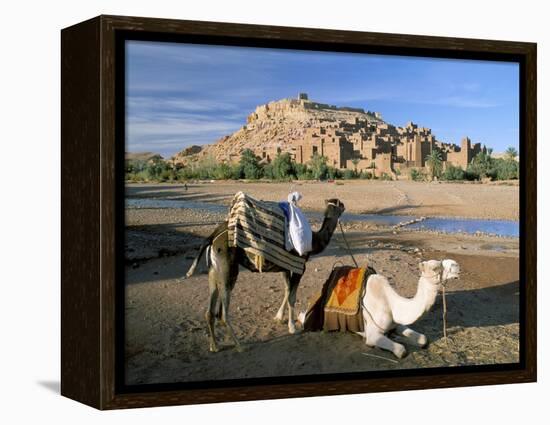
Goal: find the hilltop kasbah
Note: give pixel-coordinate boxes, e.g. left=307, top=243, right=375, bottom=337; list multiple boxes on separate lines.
left=172, top=93, right=489, bottom=179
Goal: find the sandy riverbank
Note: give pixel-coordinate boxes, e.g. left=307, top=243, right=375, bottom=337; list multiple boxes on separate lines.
left=126, top=179, right=519, bottom=220
left=124, top=183, right=520, bottom=385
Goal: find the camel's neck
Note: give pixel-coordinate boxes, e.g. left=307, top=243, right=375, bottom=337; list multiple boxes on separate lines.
left=391, top=276, right=440, bottom=326
left=310, top=215, right=339, bottom=255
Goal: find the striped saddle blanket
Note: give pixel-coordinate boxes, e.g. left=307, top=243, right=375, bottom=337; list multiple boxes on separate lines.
left=227, top=192, right=307, bottom=275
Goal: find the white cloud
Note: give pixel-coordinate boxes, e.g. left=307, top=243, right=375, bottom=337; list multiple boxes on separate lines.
left=419, top=96, right=500, bottom=109
left=126, top=114, right=242, bottom=157
left=127, top=116, right=240, bottom=137
left=127, top=96, right=242, bottom=113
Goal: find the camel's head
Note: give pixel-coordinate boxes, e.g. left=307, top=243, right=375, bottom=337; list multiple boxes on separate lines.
left=324, top=198, right=345, bottom=219
left=418, top=259, right=460, bottom=285
left=442, top=259, right=460, bottom=281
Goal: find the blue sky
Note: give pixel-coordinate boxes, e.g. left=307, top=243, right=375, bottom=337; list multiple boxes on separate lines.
left=126, top=40, right=519, bottom=158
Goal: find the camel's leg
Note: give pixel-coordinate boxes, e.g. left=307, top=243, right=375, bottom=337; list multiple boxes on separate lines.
left=365, top=323, right=407, bottom=359
left=205, top=269, right=220, bottom=353
left=214, top=297, right=222, bottom=322
left=218, top=281, right=243, bottom=352
left=286, top=273, right=301, bottom=334
left=214, top=244, right=242, bottom=352
left=207, top=231, right=242, bottom=352
left=274, top=273, right=290, bottom=323
left=395, top=325, right=428, bottom=348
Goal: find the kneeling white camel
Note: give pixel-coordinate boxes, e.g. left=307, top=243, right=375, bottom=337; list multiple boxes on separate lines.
left=358, top=259, right=460, bottom=358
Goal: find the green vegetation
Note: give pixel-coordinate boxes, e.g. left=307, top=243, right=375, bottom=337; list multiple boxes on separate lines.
left=308, top=153, right=329, bottom=180
left=271, top=152, right=295, bottom=180
left=494, top=157, right=519, bottom=180
left=442, top=164, right=465, bottom=181
left=125, top=150, right=368, bottom=183
left=465, top=147, right=519, bottom=181
left=342, top=169, right=356, bottom=180
left=125, top=145, right=519, bottom=183
left=293, top=163, right=309, bottom=180
left=125, top=154, right=175, bottom=182
left=239, top=149, right=262, bottom=180
left=327, top=166, right=341, bottom=180
left=467, top=150, right=493, bottom=180
left=425, top=149, right=443, bottom=180
left=505, top=147, right=518, bottom=161
left=419, top=146, right=519, bottom=182
left=409, top=168, right=426, bottom=181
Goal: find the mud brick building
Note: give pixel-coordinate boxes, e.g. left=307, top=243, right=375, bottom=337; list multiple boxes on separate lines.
left=173, top=94, right=486, bottom=179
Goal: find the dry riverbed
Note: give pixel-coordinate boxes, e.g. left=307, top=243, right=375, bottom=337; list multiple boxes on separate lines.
left=126, top=179, right=519, bottom=220
left=124, top=181, right=519, bottom=385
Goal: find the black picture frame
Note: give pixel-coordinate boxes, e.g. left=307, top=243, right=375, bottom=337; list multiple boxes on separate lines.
left=61, top=14, right=537, bottom=410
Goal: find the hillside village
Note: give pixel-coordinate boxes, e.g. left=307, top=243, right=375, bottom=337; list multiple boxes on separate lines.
left=171, top=93, right=488, bottom=179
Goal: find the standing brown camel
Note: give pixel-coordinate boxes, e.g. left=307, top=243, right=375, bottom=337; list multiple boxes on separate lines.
left=184, top=198, right=345, bottom=352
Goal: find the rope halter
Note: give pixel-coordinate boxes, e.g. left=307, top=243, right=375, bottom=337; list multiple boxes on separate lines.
left=422, top=263, right=447, bottom=287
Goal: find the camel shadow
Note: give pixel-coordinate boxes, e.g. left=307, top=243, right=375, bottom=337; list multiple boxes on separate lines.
left=363, top=204, right=422, bottom=215
left=360, top=203, right=459, bottom=216
left=437, top=280, right=520, bottom=328
left=407, top=279, right=520, bottom=348
left=126, top=185, right=233, bottom=204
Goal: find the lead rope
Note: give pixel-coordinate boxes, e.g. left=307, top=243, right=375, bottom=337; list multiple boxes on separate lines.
left=423, top=267, right=449, bottom=345
left=338, top=220, right=359, bottom=268
left=441, top=266, right=449, bottom=345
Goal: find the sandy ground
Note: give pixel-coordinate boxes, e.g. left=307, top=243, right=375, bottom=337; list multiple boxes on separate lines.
left=124, top=182, right=519, bottom=385
left=126, top=179, right=519, bottom=220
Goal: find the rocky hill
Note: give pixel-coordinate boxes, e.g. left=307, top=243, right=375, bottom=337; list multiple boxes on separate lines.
left=171, top=94, right=385, bottom=165
left=126, top=151, right=163, bottom=162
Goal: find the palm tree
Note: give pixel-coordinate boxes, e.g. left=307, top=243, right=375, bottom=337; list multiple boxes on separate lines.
left=505, top=146, right=518, bottom=161
left=425, top=149, right=443, bottom=181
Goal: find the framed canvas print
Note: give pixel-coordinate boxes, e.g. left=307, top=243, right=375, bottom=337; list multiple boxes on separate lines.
left=61, top=15, right=537, bottom=409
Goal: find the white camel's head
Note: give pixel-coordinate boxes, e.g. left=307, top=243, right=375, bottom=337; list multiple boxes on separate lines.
left=441, top=259, right=460, bottom=281
left=419, top=259, right=460, bottom=284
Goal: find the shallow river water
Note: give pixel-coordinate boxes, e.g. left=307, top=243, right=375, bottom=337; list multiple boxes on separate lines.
left=125, top=198, right=519, bottom=238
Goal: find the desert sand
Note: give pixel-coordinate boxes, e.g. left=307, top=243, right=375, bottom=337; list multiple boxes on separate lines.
left=124, top=181, right=519, bottom=385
